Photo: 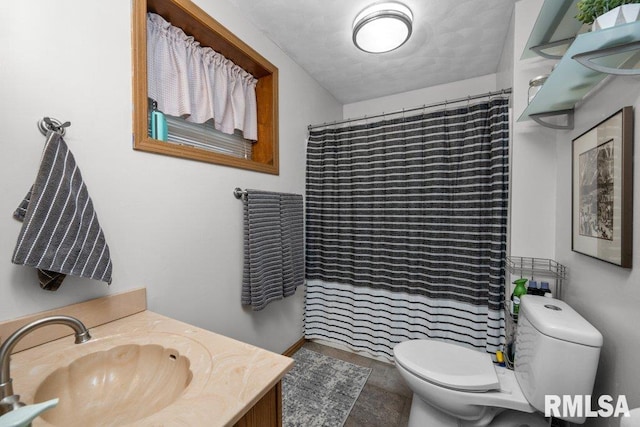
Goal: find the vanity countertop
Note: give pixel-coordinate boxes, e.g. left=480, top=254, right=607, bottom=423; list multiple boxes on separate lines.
left=9, top=309, right=294, bottom=426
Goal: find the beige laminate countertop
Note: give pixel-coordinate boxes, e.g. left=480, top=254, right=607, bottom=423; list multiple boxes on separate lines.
left=9, top=310, right=294, bottom=426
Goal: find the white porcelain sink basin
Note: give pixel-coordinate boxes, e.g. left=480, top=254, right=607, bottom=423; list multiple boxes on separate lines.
left=33, top=344, right=192, bottom=427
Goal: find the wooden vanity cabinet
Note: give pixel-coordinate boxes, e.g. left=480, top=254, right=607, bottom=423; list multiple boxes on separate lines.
left=234, top=381, right=282, bottom=427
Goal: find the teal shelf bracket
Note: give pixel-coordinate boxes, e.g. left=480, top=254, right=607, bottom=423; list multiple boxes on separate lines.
left=521, top=0, right=582, bottom=60
left=572, top=40, right=640, bottom=76
left=529, top=109, right=575, bottom=130
left=530, top=37, right=576, bottom=60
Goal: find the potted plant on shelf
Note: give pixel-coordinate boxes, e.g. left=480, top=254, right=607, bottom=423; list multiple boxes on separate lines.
left=576, top=0, right=640, bottom=30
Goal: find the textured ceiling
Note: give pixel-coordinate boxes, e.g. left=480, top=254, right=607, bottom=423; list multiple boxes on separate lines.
left=227, top=0, right=516, bottom=104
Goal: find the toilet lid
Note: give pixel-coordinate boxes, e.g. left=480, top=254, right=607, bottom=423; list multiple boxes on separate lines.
left=394, top=340, right=499, bottom=392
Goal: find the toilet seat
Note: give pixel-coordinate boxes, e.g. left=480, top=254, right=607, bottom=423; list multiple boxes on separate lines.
left=394, top=339, right=499, bottom=392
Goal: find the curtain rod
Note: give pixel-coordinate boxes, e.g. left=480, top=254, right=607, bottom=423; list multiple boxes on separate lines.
left=308, top=88, right=512, bottom=131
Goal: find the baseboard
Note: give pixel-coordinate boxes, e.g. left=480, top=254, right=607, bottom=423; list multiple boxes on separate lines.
left=282, top=337, right=306, bottom=356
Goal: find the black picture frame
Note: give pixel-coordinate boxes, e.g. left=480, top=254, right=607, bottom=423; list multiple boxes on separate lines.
left=572, top=107, right=634, bottom=268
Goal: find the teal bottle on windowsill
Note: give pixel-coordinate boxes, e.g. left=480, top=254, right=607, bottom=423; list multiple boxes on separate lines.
left=150, top=100, right=168, bottom=141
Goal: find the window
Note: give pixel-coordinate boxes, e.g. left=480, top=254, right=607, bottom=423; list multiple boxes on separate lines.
left=132, top=0, right=279, bottom=174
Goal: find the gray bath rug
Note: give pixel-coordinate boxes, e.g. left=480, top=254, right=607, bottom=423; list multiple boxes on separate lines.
left=283, top=347, right=371, bottom=427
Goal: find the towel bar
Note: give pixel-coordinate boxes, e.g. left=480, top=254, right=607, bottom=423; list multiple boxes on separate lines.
left=233, top=187, right=247, bottom=201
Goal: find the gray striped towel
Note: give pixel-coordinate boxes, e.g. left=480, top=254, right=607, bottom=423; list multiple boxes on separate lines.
left=12, top=132, right=112, bottom=291
left=242, top=189, right=304, bottom=311
left=280, top=193, right=305, bottom=297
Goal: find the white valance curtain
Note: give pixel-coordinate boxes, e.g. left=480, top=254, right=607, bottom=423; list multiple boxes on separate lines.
left=147, top=12, right=258, bottom=141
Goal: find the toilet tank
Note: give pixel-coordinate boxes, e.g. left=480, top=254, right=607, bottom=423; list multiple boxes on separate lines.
left=514, top=295, right=603, bottom=424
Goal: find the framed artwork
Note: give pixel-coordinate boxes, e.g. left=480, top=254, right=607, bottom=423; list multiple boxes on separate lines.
left=572, top=107, right=633, bottom=268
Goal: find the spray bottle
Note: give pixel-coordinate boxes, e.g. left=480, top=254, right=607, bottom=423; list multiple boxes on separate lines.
left=510, top=278, right=528, bottom=322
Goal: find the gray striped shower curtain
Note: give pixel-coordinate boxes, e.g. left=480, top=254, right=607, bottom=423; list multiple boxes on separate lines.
left=304, top=98, right=509, bottom=359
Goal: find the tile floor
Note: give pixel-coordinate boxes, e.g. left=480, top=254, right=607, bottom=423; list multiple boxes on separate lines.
left=302, top=341, right=412, bottom=427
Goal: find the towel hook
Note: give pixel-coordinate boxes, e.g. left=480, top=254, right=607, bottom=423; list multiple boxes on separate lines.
left=38, top=117, right=70, bottom=137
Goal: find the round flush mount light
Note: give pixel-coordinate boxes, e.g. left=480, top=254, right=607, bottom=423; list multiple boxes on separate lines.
left=352, top=2, right=413, bottom=54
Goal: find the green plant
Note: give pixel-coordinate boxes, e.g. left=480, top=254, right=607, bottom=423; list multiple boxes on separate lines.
left=576, top=0, right=640, bottom=24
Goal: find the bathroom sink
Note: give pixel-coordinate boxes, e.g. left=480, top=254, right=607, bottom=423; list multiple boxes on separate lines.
left=33, top=344, right=192, bottom=427
left=7, top=309, right=292, bottom=426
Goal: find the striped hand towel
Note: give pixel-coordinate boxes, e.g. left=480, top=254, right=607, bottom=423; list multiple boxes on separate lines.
left=242, top=189, right=304, bottom=311
left=280, top=193, right=304, bottom=297
left=12, top=132, right=113, bottom=290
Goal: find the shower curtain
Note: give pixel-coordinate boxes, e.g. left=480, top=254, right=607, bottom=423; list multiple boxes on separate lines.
left=304, top=97, right=509, bottom=360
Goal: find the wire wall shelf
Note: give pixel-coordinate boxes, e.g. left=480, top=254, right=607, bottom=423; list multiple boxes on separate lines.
left=503, top=256, right=568, bottom=370
left=506, top=256, right=567, bottom=281
left=506, top=255, right=567, bottom=302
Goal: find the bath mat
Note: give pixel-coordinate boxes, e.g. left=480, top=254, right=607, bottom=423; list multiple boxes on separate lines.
left=282, top=347, right=371, bottom=427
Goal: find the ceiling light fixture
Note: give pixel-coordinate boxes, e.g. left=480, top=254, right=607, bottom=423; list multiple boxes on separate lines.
left=352, top=2, right=413, bottom=54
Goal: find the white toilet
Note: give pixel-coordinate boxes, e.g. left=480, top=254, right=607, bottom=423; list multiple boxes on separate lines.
left=621, top=408, right=640, bottom=427
left=394, top=295, right=603, bottom=426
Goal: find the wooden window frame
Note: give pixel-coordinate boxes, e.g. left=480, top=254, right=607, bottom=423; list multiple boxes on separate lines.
left=132, top=0, right=279, bottom=175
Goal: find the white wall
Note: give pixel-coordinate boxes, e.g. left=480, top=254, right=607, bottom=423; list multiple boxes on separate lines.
left=556, top=77, right=640, bottom=425
left=0, top=0, right=341, bottom=354
left=343, top=74, right=497, bottom=119
left=510, top=0, right=558, bottom=260
left=496, top=5, right=515, bottom=91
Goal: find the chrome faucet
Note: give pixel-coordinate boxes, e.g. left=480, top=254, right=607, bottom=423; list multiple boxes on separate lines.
left=0, top=315, right=91, bottom=415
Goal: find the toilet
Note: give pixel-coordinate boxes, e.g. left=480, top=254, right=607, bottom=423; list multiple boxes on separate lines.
left=394, top=295, right=603, bottom=426
left=621, top=408, right=640, bottom=427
